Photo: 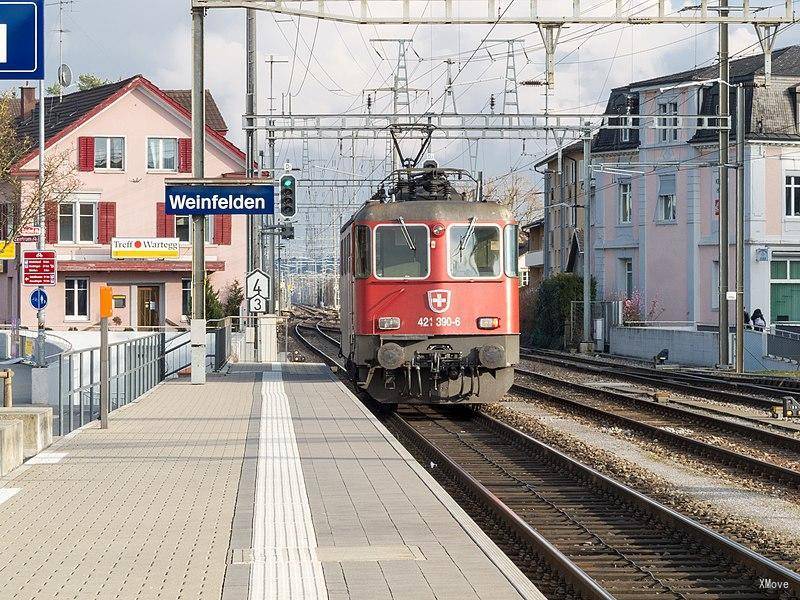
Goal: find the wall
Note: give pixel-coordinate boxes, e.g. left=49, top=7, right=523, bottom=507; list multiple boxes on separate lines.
left=609, top=326, right=720, bottom=366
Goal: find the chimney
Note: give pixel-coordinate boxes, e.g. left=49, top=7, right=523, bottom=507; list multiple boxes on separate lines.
left=20, top=87, right=36, bottom=118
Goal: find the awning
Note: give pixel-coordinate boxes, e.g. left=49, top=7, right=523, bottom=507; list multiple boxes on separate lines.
left=58, top=260, right=225, bottom=273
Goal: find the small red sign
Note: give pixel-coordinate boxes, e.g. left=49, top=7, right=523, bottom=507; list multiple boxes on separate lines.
left=22, top=250, right=57, bottom=286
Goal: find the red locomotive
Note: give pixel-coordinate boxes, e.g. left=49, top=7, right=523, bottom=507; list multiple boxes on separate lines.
left=339, top=160, right=520, bottom=404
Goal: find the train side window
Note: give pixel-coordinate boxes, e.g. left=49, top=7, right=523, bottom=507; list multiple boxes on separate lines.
left=374, top=224, right=429, bottom=279
left=354, top=225, right=371, bottom=278
left=504, top=224, right=519, bottom=277
left=449, top=224, right=502, bottom=278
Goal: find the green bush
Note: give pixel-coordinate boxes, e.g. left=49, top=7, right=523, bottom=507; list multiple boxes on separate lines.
left=528, top=273, right=595, bottom=349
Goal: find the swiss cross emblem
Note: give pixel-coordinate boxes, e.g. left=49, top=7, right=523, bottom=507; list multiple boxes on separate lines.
left=427, top=289, right=451, bottom=314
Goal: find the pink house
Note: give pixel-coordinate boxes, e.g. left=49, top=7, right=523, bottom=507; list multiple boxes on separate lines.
left=6, top=75, right=246, bottom=329
left=591, top=46, right=800, bottom=326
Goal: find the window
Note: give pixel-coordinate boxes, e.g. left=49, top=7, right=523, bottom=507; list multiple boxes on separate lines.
left=94, top=137, right=124, bottom=170
left=147, top=137, right=178, bottom=171
left=520, top=269, right=530, bottom=287
left=621, top=259, right=633, bottom=299
left=712, top=261, right=720, bottom=310
left=657, top=174, right=677, bottom=222
left=374, top=224, right=429, bottom=279
left=59, top=202, right=96, bottom=243
left=65, top=278, right=89, bottom=319
left=619, top=182, right=632, bottom=224
left=449, top=223, right=502, bottom=279
left=504, top=225, right=519, bottom=277
left=175, top=215, right=213, bottom=243
left=621, top=127, right=630, bottom=143
left=182, top=279, right=191, bottom=318
left=658, top=102, right=678, bottom=142
left=785, top=175, right=800, bottom=216
left=354, top=225, right=370, bottom=278
left=770, top=258, right=800, bottom=322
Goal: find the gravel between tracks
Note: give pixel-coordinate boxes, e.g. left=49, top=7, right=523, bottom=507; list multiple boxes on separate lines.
left=484, top=398, right=800, bottom=572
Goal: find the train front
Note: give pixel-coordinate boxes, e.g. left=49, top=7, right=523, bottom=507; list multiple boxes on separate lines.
left=345, top=195, right=520, bottom=404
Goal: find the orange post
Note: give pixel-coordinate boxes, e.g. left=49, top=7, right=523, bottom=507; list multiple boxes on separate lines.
left=100, top=286, right=113, bottom=319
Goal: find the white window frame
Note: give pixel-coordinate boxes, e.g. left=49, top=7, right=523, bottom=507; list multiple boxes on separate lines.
left=657, top=193, right=677, bottom=222
left=785, top=174, right=800, bottom=217
left=658, top=101, right=678, bottom=142
left=181, top=278, right=191, bottom=320
left=711, top=260, right=720, bottom=310
left=58, top=200, right=97, bottom=245
left=372, top=223, right=431, bottom=281
left=175, top=215, right=213, bottom=244
left=621, top=258, right=633, bottom=299
left=65, top=277, right=90, bottom=321
left=618, top=182, right=632, bottom=224
left=447, top=223, right=504, bottom=281
left=146, top=137, right=179, bottom=172
left=93, top=136, right=126, bottom=171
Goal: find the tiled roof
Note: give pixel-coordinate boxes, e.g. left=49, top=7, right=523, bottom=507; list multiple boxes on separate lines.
left=163, top=90, right=228, bottom=132
left=14, top=77, right=136, bottom=149
left=14, top=77, right=231, bottom=152
left=534, top=139, right=585, bottom=168
left=630, top=45, right=800, bottom=89
left=592, top=86, right=640, bottom=154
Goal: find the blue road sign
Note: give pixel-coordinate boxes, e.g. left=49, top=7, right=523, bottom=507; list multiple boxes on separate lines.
left=0, top=1, right=45, bottom=80
left=165, top=183, right=275, bottom=216
left=165, top=183, right=275, bottom=215
left=29, top=288, right=47, bottom=310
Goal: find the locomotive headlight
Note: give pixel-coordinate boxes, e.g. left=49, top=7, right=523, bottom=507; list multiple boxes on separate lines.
left=378, top=316, right=401, bottom=330
left=477, top=317, right=500, bottom=330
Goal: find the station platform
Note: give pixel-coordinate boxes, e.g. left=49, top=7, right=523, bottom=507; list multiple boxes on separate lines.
left=0, top=362, right=542, bottom=600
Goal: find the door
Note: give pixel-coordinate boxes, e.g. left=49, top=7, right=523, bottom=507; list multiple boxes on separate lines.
left=137, top=286, right=160, bottom=328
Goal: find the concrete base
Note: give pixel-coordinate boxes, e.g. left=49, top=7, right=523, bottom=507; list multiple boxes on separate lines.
left=0, top=420, right=23, bottom=476
left=0, top=407, right=53, bottom=458
left=579, top=341, right=596, bottom=354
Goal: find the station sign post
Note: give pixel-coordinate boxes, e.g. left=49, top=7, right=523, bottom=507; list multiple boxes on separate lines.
left=164, top=179, right=274, bottom=381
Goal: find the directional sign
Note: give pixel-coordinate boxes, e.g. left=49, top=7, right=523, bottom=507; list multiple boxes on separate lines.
left=14, top=225, right=41, bottom=243
left=164, top=181, right=274, bottom=215
left=22, top=250, right=56, bottom=286
left=29, top=288, right=47, bottom=310
left=246, top=269, right=270, bottom=313
left=0, top=1, right=45, bottom=80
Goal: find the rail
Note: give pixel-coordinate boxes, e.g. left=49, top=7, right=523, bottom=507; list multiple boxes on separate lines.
left=54, top=318, right=237, bottom=436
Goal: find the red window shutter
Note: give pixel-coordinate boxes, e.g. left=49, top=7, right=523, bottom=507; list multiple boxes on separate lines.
left=213, top=214, right=232, bottom=245
left=78, top=137, right=95, bottom=172
left=178, top=138, right=192, bottom=173
left=156, top=202, right=175, bottom=238
left=97, top=202, right=116, bottom=244
left=45, top=201, right=58, bottom=243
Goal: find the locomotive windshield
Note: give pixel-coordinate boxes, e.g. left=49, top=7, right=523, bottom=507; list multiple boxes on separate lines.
left=449, top=224, right=501, bottom=278
left=374, top=224, right=429, bottom=278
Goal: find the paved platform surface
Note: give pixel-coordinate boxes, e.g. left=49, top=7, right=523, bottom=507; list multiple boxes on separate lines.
left=0, top=363, right=542, bottom=600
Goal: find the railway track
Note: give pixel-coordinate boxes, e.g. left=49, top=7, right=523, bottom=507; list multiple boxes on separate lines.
left=514, top=367, right=800, bottom=490
left=522, top=348, right=783, bottom=411
left=297, top=321, right=800, bottom=599
left=391, top=407, right=800, bottom=600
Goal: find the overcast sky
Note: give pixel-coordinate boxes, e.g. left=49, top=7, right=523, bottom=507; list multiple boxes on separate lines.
left=7, top=0, right=796, bottom=242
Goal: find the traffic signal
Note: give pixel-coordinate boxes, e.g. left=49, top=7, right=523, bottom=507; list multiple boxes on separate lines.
left=281, top=223, right=295, bottom=240
left=280, top=174, right=297, bottom=218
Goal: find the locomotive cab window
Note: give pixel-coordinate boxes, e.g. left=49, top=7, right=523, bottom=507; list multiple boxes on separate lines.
left=374, top=223, right=429, bottom=279
left=449, top=222, right=502, bottom=278
left=504, top=224, right=519, bottom=277
left=354, top=225, right=371, bottom=278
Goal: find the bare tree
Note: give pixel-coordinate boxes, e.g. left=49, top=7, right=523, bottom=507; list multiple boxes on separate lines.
left=483, top=172, right=543, bottom=224
left=0, top=93, right=80, bottom=242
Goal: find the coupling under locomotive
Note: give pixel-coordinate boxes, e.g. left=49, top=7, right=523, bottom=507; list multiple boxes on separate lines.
left=339, top=161, right=520, bottom=404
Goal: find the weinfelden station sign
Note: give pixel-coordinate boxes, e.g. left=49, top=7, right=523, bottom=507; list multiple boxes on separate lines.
left=164, top=180, right=275, bottom=215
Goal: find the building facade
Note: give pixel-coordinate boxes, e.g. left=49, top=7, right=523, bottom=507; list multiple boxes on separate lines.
left=6, top=76, right=246, bottom=329
left=535, top=140, right=588, bottom=277
left=590, top=46, right=800, bottom=325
